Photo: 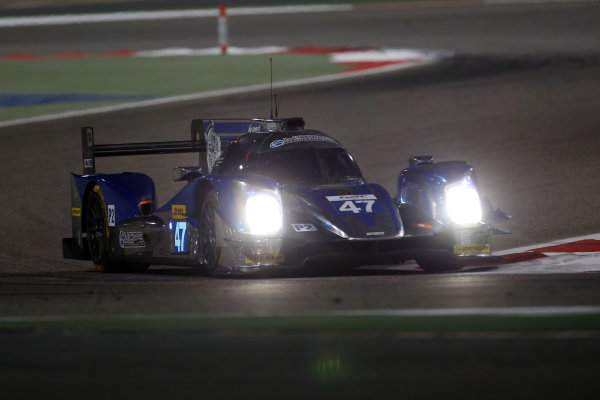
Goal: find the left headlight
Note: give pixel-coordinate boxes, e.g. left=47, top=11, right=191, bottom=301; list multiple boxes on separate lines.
left=244, top=188, right=283, bottom=235
left=445, top=175, right=482, bottom=226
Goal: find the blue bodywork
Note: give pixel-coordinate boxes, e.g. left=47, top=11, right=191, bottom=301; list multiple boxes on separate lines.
left=72, top=172, right=156, bottom=224
left=397, top=160, right=475, bottom=225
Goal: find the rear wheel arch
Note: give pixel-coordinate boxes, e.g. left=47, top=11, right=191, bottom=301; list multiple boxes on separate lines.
left=82, top=182, right=150, bottom=273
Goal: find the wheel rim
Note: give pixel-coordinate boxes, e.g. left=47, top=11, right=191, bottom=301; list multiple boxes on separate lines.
left=86, top=195, right=106, bottom=264
left=200, top=201, right=218, bottom=270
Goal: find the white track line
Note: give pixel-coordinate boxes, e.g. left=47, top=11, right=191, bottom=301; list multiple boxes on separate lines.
left=1, top=305, right=599, bottom=323
left=326, top=306, right=600, bottom=317
left=485, top=0, right=600, bottom=4
left=0, top=5, right=352, bottom=28
left=135, top=46, right=289, bottom=57
left=497, top=233, right=600, bottom=255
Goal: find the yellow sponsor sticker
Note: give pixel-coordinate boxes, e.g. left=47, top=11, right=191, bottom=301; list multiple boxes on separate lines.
left=71, top=207, right=81, bottom=217
left=454, top=244, right=491, bottom=255
left=245, top=254, right=285, bottom=265
left=172, top=204, right=187, bottom=219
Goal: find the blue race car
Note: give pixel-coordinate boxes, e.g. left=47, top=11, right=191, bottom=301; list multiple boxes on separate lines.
left=62, top=117, right=509, bottom=275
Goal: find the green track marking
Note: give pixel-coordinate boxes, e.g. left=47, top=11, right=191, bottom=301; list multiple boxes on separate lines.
left=2, top=314, right=600, bottom=334
left=0, top=54, right=345, bottom=121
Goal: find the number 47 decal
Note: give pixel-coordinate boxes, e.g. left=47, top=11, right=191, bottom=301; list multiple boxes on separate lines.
left=326, top=194, right=378, bottom=214
left=339, top=200, right=375, bottom=214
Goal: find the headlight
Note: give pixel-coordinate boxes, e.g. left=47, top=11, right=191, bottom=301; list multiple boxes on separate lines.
left=244, top=188, right=282, bottom=235
left=445, top=175, right=482, bottom=226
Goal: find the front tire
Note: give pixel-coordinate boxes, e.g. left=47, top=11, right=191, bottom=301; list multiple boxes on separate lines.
left=416, top=253, right=464, bottom=272
left=199, top=191, right=221, bottom=275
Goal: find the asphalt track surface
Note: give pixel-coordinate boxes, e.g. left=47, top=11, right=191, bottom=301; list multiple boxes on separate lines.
left=1, top=2, right=600, bottom=399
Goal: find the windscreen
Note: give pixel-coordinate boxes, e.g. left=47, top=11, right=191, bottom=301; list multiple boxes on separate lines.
left=245, top=147, right=363, bottom=184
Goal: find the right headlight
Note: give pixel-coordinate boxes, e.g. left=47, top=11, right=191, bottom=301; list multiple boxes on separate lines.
left=445, top=175, right=482, bottom=226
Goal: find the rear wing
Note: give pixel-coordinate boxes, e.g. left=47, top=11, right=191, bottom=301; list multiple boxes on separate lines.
left=80, top=117, right=305, bottom=174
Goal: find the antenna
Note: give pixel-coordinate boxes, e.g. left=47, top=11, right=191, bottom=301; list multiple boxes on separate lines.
left=270, top=58, right=274, bottom=119
left=275, top=94, right=279, bottom=118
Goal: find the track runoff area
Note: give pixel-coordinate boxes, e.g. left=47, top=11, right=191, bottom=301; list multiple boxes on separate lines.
left=0, top=3, right=446, bottom=127
left=0, top=4, right=599, bottom=332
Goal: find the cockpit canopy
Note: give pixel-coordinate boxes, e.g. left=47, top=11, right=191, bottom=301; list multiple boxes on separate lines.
left=213, top=130, right=363, bottom=184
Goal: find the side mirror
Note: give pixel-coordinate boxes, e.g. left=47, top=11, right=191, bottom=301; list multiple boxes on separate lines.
left=409, top=155, right=434, bottom=167
left=173, top=166, right=204, bottom=182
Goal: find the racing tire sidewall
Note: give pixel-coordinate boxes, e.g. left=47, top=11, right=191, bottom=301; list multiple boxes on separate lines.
left=199, top=191, right=220, bottom=275
left=416, top=253, right=464, bottom=272
left=85, top=185, right=118, bottom=273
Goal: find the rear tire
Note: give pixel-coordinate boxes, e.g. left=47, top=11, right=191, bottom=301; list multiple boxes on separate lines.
left=85, top=185, right=120, bottom=273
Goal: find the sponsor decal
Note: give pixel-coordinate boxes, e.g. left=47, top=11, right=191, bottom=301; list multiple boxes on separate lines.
left=366, top=232, right=384, bottom=236
left=326, top=194, right=376, bottom=201
left=292, top=223, right=317, bottom=232
left=119, top=231, right=146, bottom=248
left=270, top=139, right=284, bottom=148
left=453, top=244, right=491, bottom=255
left=248, top=123, right=263, bottom=133
left=245, top=253, right=284, bottom=264
left=107, top=204, right=115, bottom=226
left=83, top=158, right=94, bottom=169
left=71, top=207, right=81, bottom=217
left=172, top=204, right=187, bottom=219
left=269, top=134, right=337, bottom=149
